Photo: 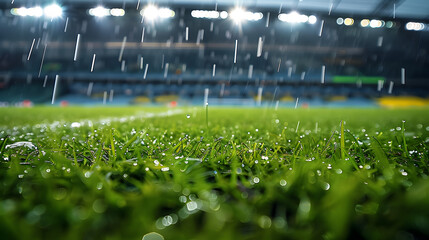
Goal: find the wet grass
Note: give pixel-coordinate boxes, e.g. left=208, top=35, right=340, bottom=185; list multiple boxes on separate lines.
left=1, top=106, right=429, bottom=240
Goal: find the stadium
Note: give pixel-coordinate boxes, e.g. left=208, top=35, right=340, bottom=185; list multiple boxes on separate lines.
left=0, top=0, right=429, bottom=239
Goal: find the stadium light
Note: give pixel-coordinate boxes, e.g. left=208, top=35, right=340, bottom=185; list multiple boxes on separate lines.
left=30, top=6, right=43, bottom=17
left=10, top=8, right=25, bottom=16
left=370, top=19, right=383, bottom=28
left=89, top=6, right=110, bottom=17
left=344, top=18, right=354, bottom=26
left=308, top=15, right=317, bottom=24
left=44, top=4, right=62, bottom=19
left=229, top=7, right=263, bottom=23
left=191, top=10, right=220, bottom=19
left=230, top=8, right=245, bottom=23
left=405, top=22, right=425, bottom=31
left=110, top=8, right=125, bottom=17
left=278, top=11, right=308, bottom=23
left=158, top=8, right=175, bottom=19
left=10, top=7, right=43, bottom=17
left=140, top=5, right=175, bottom=20
left=141, top=5, right=158, bottom=20
left=360, top=19, right=370, bottom=27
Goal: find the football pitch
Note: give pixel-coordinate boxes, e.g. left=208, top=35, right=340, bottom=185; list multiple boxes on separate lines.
left=1, top=106, right=429, bottom=239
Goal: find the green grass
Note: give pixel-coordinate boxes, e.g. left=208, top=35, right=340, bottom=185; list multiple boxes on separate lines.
left=1, top=106, right=429, bottom=240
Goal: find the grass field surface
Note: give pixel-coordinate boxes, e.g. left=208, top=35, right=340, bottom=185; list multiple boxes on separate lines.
left=1, top=107, right=429, bottom=239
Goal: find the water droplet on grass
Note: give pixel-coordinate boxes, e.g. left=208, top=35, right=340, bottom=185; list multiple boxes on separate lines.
left=92, top=199, right=106, bottom=213
left=179, top=196, right=187, bottom=203
left=186, top=201, right=198, bottom=211
left=5, top=141, right=36, bottom=150
left=322, top=182, right=330, bottom=190
left=258, top=215, right=272, bottom=229
left=253, top=177, right=260, bottom=184
left=280, top=179, right=287, bottom=186
left=84, top=171, right=92, bottom=178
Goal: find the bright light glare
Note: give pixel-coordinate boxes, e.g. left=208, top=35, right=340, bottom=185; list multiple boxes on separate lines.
left=89, top=6, right=110, bottom=17
left=191, top=10, right=220, bottom=19
left=44, top=4, right=62, bottom=18
left=386, top=21, right=394, bottom=28
left=230, top=8, right=245, bottom=23
left=229, top=8, right=263, bottom=23
left=110, top=8, right=125, bottom=17
left=360, top=19, right=370, bottom=27
left=30, top=7, right=43, bottom=17
left=11, top=7, right=43, bottom=17
left=278, top=11, right=308, bottom=23
left=140, top=5, right=175, bottom=20
left=405, top=22, right=425, bottom=31
left=141, top=5, right=158, bottom=20
left=308, top=15, right=317, bottom=24
left=344, top=18, right=354, bottom=26
left=10, top=8, right=24, bottom=16
left=158, top=8, right=175, bottom=19
left=220, top=11, right=228, bottom=19
left=370, top=19, right=383, bottom=28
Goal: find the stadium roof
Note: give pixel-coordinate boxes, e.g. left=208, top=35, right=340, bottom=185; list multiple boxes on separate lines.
left=6, top=0, right=426, bottom=20
left=2, top=0, right=429, bottom=20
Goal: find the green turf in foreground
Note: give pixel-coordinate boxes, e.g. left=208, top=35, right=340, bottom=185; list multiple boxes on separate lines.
left=1, top=107, right=429, bottom=240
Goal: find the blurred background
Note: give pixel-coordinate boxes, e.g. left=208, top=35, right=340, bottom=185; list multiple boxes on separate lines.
left=0, top=0, right=428, bottom=107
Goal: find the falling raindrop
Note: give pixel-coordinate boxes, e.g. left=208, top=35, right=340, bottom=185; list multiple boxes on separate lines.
left=27, top=38, right=35, bottom=61
left=234, top=39, right=238, bottom=63
left=73, top=34, right=81, bottom=61
left=51, top=75, right=59, bottom=104
left=87, top=82, right=94, bottom=96
left=143, top=64, right=149, bottom=79
left=64, top=17, right=69, bottom=32
left=103, top=91, right=107, bottom=105
left=257, top=37, right=263, bottom=57
left=295, top=121, right=300, bottom=133
left=388, top=81, right=394, bottom=94
left=91, top=54, right=96, bottom=72
left=118, top=36, right=127, bottom=62
left=38, top=44, right=47, bottom=77
left=319, top=20, right=325, bottom=37
left=321, top=65, right=326, bottom=84
left=141, top=27, right=145, bottom=42
left=212, top=64, right=216, bottom=77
